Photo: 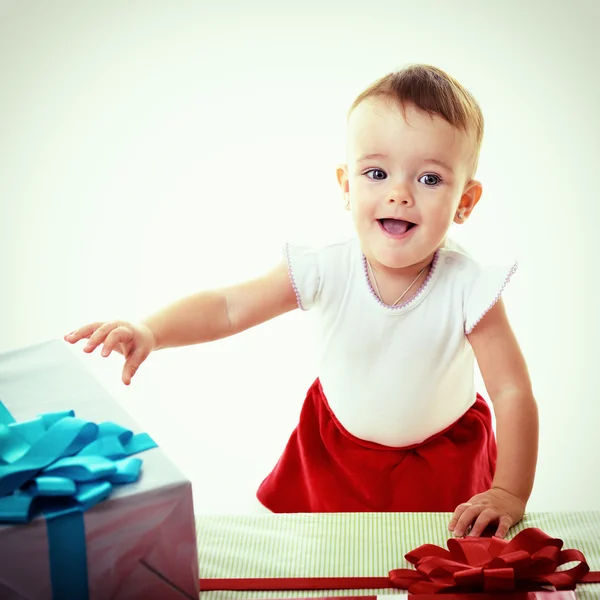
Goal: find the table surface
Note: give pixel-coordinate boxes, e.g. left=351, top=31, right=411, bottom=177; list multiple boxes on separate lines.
left=196, top=511, right=600, bottom=599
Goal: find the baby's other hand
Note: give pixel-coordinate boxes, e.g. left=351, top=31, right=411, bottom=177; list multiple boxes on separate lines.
left=448, top=487, right=526, bottom=539
left=64, top=321, right=156, bottom=385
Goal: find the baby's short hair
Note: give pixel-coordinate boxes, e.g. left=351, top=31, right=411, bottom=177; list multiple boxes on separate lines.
left=349, top=64, right=484, bottom=176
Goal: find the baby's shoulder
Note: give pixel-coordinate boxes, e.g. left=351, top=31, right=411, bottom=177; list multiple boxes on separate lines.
left=439, top=238, right=517, bottom=281
left=290, top=237, right=359, bottom=272
left=284, top=238, right=359, bottom=307
left=437, top=239, right=485, bottom=282
left=319, top=237, right=359, bottom=258
left=438, top=238, right=518, bottom=333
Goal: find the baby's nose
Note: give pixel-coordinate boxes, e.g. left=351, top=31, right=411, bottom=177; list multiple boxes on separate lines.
left=389, top=193, right=414, bottom=205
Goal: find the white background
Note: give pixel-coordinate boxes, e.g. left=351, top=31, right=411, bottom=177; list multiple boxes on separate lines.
left=1, top=0, right=599, bottom=514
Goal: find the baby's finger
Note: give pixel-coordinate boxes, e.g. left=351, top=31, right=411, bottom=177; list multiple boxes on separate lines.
left=448, top=502, right=471, bottom=531
left=468, top=509, right=498, bottom=537
left=452, top=505, right=483, bottom=537
left=64, top=322, right=105, bottom=344
left=84, top=322, right=121, bottom=353
left=494, top=515, right=513, bottom=539
left=101, top=326, right=133, bottom=357
left=122, top=349, right=146, bottom=385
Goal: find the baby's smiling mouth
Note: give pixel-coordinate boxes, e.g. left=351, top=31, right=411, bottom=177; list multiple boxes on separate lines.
left=377, top=218, right=417, bottom=235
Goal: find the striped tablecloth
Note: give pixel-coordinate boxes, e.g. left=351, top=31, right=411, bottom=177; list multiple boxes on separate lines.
left=197, top=512, right=600, bottom=600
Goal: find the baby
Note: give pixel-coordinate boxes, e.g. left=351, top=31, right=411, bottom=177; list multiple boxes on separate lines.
left=66, top=64, right=539, bottom=538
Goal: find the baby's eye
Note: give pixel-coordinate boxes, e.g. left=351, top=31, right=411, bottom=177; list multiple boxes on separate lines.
left=364, top=169, right=387, bottom=181
left=419, top=173, right=442, bottom=186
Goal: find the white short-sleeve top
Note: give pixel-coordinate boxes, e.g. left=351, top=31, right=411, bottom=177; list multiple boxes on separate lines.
left=285, top=237, right=517, bottom=447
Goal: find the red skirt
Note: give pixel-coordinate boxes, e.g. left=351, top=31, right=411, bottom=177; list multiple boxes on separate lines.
left=257, top=379, right=497, bottom=512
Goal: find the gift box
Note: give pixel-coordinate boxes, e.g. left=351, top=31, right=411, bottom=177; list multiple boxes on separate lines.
left=199, top=518, right=600, bottom=599
left=0, top=340, right=199, bottom=600
left=200, top=591, right=578, bottom=598
left=203, top=592, right=577, bottom=598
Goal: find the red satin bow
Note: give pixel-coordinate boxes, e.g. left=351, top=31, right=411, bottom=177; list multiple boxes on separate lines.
left=389, top=527, right=592, bottom=594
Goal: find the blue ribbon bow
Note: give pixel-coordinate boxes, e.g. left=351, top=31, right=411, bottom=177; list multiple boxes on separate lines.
left=0, top=400, right=157, bottom=599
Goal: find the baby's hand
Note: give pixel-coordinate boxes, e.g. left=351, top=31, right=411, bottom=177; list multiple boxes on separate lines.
left=448, top=487, right=526, bottom=538
left=64, top=321, right=156, bottom=385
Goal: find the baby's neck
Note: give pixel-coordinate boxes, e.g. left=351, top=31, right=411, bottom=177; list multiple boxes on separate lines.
left=367, top=252, right=436, bottom=307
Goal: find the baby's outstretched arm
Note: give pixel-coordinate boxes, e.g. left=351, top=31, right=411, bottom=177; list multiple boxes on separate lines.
left=448, top=299, right=539, bottom=538
left=65, top=260, right=297, bottom=384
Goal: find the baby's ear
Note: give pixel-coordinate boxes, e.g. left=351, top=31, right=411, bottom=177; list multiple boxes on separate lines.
left=454, top=180, right=483, bottom=223
left=336, top=165, right=350, bottom=211
left=336, top=164, right=349, bottom=193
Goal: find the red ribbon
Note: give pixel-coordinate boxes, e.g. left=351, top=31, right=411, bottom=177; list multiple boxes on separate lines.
left=200, top=528, right=600, bottom=594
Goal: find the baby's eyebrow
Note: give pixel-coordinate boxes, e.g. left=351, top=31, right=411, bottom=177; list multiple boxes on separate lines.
left=423, top=158, right=454, bottom=173
left=357, top=153, right=388, bottom=163
left=356, top=153, right=454, bottom=174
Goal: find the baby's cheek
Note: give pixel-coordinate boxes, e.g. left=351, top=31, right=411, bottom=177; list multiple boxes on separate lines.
left=428, top=205, right=455, bottom=228
left=350, top=196, right=372, bottom=216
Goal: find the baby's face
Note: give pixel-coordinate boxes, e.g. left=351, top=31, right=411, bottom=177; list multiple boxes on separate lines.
left=340, top=97, right=478, bottom=270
